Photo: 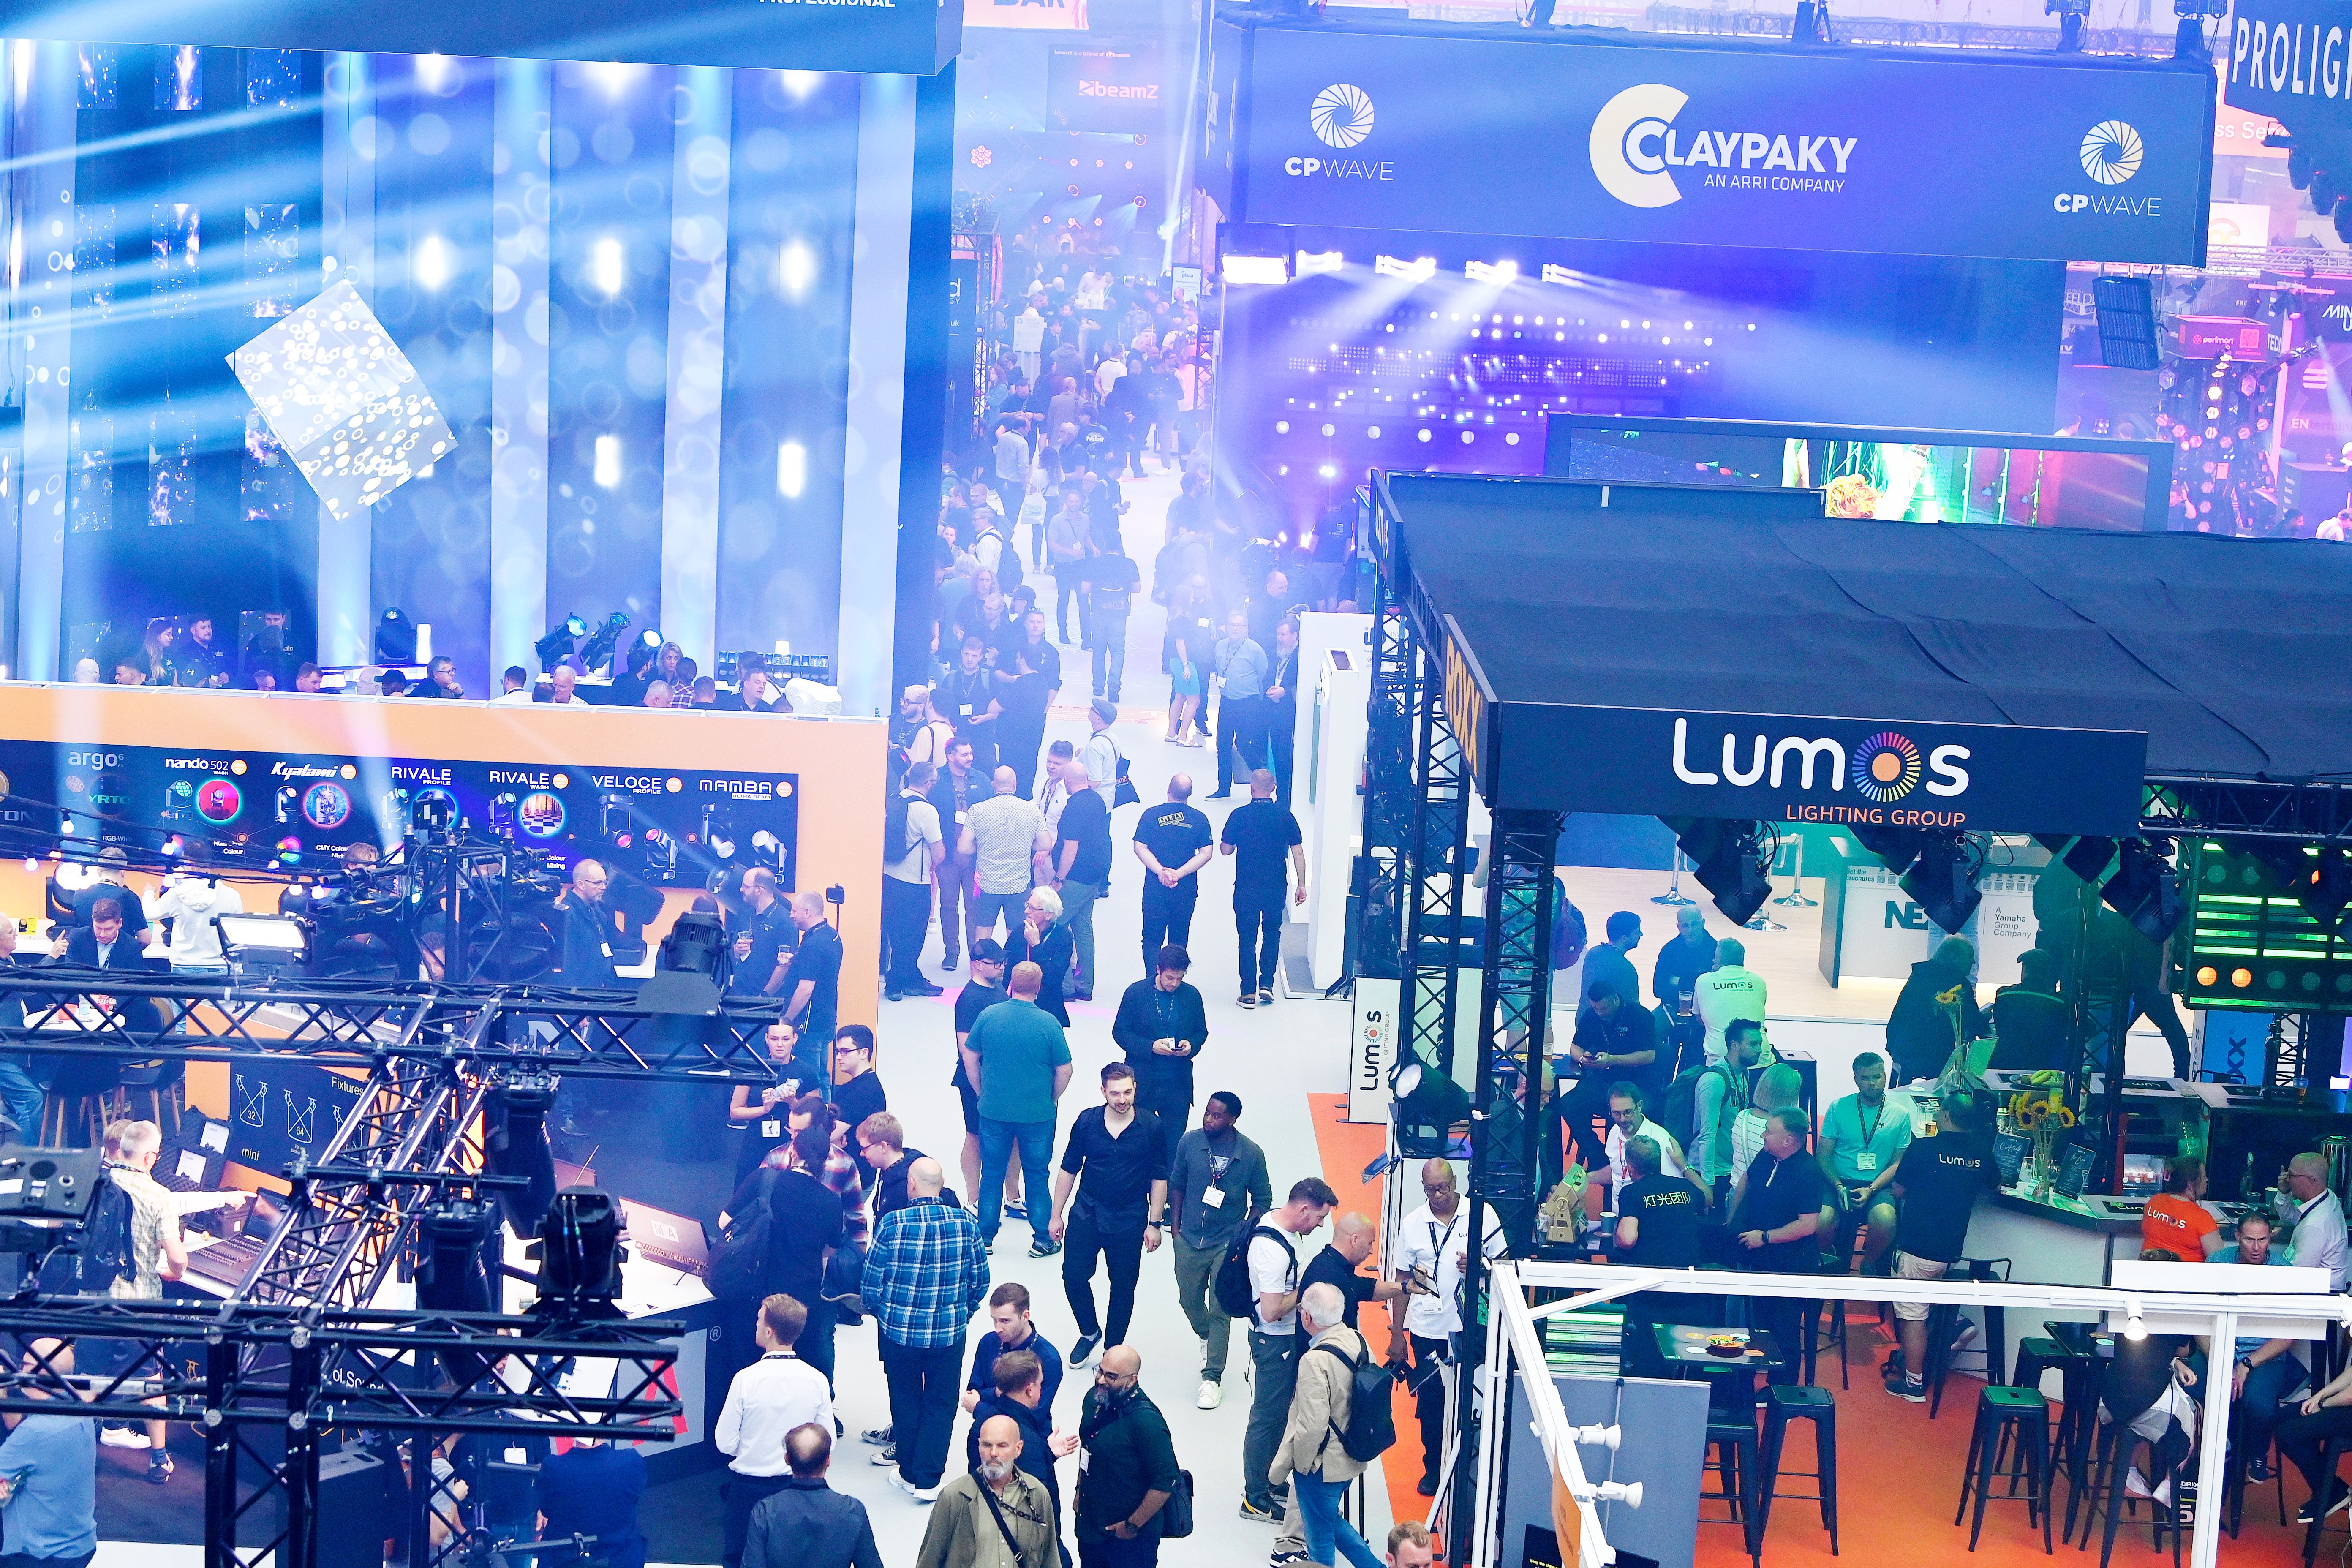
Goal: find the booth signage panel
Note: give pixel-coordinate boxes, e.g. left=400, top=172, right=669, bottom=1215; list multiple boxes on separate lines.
left=1233, top=25, right=2213, bottom=264
left=1493, top=703, right=2147, bottom=835
left=0, top=0, right=962, bottom=75
left=2223, top=0, right=2352, bottom=125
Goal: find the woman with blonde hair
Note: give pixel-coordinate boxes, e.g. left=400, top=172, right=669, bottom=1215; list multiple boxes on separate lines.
left=1730, top=1062, right=1805, bottom=1180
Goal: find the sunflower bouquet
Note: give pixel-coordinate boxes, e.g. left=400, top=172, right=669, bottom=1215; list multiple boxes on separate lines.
left=2006, top=1086, right=2077, bottom=1198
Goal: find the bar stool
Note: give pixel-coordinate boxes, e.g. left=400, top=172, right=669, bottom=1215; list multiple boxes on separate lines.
left=2041, top=1334, right=2108, bottom=1545
left=1811, top=1220, right=1886, bottom=1391
left=1703, top=1415, right=1765, bottom=1568
left=2299, top=1434, right=2352, bottom=1568
left=1758, top=1383, right=1839, bottom=1554
left=2077, top=1416, right=2189, bottom=1568
left=1995, top=1337, right=2071, bottom=1475
left=1954, top=1384, right=2051, bottom=1553
left=1926, top=1258, right=2012, bottom=1417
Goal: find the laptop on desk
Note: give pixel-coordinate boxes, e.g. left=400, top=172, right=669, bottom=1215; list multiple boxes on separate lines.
left=617, top=1198, right=707, bottom=1277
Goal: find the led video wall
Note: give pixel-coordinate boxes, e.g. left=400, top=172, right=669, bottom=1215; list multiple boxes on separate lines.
left=1546, top=415, right=2172, bottom=532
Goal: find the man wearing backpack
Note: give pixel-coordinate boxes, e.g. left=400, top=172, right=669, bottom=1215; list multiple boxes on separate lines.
left=1237, top=1177, right=1337, bottom=1524
left=885, top=763, right=946, bottom=1002
left=93, top=1120, right=202, bottom=1484
left=1272, top=1283, right=1390, bottom=1568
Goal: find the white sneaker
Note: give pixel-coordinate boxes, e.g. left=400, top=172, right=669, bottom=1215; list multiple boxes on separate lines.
left=2123, top=1467, right=2173, bottom=1507
left=1198, top=1380, right=1222, bottom=1410
left=98, top=1427, right=152, bottom=1449
left=890, top=1470, right=940, bottom=1505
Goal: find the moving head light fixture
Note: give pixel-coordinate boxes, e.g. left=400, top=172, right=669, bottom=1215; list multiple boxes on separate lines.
left=534, top=614, right=589, bottom=670
left=1664, top=817, right=1776, bottom=928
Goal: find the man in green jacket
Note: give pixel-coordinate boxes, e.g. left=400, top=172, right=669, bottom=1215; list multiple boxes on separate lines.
left=916, top=1414, right=1059, bottom=1568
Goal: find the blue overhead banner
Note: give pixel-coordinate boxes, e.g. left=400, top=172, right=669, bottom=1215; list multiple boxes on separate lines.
left=0, top=0, right=961, bottom=74
left=1211, top=20, right=2214, bottom=266
left=1487, top=704, right=2148, bottom=836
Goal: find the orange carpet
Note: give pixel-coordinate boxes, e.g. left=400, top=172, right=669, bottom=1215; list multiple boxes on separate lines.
left=1303, top=1092, right=2326, bottom=1565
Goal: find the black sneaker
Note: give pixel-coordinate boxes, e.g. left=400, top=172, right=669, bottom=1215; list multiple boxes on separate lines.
left=2248, top=1456, right=2274, bottom=1483
left=1028, top=1237, right=1063, bottom=1259
left=1070, top=1334, right=1101, bottom=1368
left=1238, top=1499, right=1284, bottom=1523
left=1884, top=1370, right=1926, bottom=1403
left=885, top=989, right=905, bottom=1002
left=862, top=1426, right=894, bottom=1446
left=1239, top=991, right=1258, bottom=1009
left=941, top=953, right=959, bottom=971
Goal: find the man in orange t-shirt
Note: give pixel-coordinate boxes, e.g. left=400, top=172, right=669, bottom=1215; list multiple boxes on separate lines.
left=2142, top=1156, right=2223, bottom=1260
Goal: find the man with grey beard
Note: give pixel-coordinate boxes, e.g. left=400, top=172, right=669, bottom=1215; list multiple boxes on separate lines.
left=916, top=1413, right=1059, bottom=1567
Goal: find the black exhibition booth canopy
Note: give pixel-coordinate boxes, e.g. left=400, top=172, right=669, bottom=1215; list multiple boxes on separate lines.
left=1369, top=471, right=2352, bottom=836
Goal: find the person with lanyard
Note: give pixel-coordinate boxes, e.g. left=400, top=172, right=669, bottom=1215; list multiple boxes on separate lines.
left=939, top=634, right=1004, bottom=772
left=1207, top=610, right=1269, bottom=801
left=778, top=893, right=843, bottom=1085
left=1389, top=1159, right=1504, bottom=1500
left=1552, top=980, right=1660, bottom=1177
left=1073, top=1346, right=1181, bottom=1567
left=929, top=737, right=985, bottom=972
left=1688, top=1019, right=1762, bottom=1208
left=2283, top=1150, right=2349, bottom=1291
left=1817, top=1050, right=1911, bottom=1274
left=1049, top=1063, right=1171, bottom=1369
left=1111, top=945, right=1209, bottom=1133
left=1592, top=1082, right=1695, bottom=1225
left=1167, top=1092, right=1270, bottom=1411
left=730, top=868, right=798, bottom=997
left=715, top=1295, right=835, bottom=1568
left=1729, top=1106, right=1831, bottom=1388
left=1242, top=1179, right=1338, bottom=1522
left=728, top=1022, right=807, bottom=1185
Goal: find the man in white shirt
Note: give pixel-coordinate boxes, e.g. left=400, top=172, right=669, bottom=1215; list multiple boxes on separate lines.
left=884, top=762, right=945, bottom=1002
left=716, top=1294, right=835, bottom=1568
left=1602, top=1082, right=1688, bottom=1194
left=1095, top=353, right=1125, bottom=401
left=1079, top=700, right=1121, bottom=808
left=1241, top=1177, right=1336, bottom=1523
left=490, top=664, right=535, bottom=705
left=2285, top=1152, right=2349, bottom=1290
left=1694, top=936, right=1769, bottom=1064
left=995, top=418, right=1030, bottom=490
left=1012, top=305, right=1045, bottom=383
left=1388, top=1159, right=1507, bottom=1500
left=958, top=766, right=1048, bottom=947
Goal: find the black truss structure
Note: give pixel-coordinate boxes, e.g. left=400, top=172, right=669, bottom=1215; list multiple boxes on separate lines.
left=2143, top=774, right=2352, bottom=845
left=0, top=971, right=784, bottom=1568
left=1358, top=571, right=1419, bottom=985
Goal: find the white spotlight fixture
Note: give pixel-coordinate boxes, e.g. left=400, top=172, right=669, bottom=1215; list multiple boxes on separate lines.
left=2122, top=1301, right=2147, bottom=1341
left=590, top=237, right=625, bottom=297
left=776, top=440, right=806, bottom=499
left=1295, top=249, right=1344, bottom=278
left=1542, top=263, right=1577, bottom=286
left=778, top=241, right=815, bottom=299
left=1573, top=1424, right=1622, bottom=1451
left=1222, top=253, right=1288, bottom=286
left=1466, top=259, right=1517, bottom=283
left=1376, top=254, right=1437, bottom=281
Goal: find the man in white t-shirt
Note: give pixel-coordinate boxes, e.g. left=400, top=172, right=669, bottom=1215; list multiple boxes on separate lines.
left=1602, top=1082, right=1687, bottom=1192
left=1388, top=1158, right=1507, bottom=1500
left=884, top=763, right=946, bottom=1002
left=1241, top=1177, right=1336, bottom=1523
left=1694, top=936, right=1769, bottom=1064
left=1095, top=354, right=1126, bottom=402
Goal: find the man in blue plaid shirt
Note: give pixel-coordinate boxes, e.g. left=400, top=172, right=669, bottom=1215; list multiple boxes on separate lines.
left=866, top=1156, right=991, bottom=1503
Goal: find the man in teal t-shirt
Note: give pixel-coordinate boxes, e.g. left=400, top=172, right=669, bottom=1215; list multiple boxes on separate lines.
left=961, top=961, right=1075, bottom=1255
left=1818, top=1050, right=1913, bottom=1270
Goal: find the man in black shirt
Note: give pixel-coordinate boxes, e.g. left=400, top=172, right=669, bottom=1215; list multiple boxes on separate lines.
left=1299, top=1212, right=1405, bottom=1330
left=762, top=1127, right=847, bottom=1388
left=557, top=859, right=621, bottom=987
left=928, top=740, right=985, bottom=972
left=1132, top=777, right=1213, bottom=971
left=1219, top=769, right=1304, bottom=1009
left=1885, top=1089, right=1993, bottom=1402
left=1083, top=542, right=1142, bottom=703
left=1111, top=944, right=1210, bottom=1132
left=1048, top=1063, right=1169, bottom=1367
left=830, top=1026, right=888, bottom=1190
left=951, top=939, right=1018, bottom=1216
left=937, top=637, right=1002, bottom=773
left=780, top=894, right=841, bottom=1085
left=1264, top=618, right=1301, bottom=810
left=1051, top=762, right=1113, bottom=1002
left=1731, top=1107, right=1830, bottom=1386
left=1613, top=1135, right=1707, bottom=1378
left=1554, top=982, right=1661, bottom=1174
left=857, top=1113, right=931, bottom=1222
left=998, top=608, right=1063, bottom=708
left=730, top=868, right=798, bottom=996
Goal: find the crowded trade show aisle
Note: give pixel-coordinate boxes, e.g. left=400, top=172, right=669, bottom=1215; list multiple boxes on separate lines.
left=812, top=463, right=1397, bottom=1564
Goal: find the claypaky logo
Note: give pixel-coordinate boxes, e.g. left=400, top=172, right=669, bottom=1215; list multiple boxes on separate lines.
left=1590, top=84, right=1858, bottom=208
left=1311, top=84, right=1373, bottom=149
left=1589, top=84, right=1688, bottom=207
left=2080, top=121, right=2143, bottom=185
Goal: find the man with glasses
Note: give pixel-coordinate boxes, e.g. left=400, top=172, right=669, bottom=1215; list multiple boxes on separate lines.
left=1073, top=1346, right=1180, bottom=1566
left=1389, top=1160, right=1504, bottom=1501
left=2284, top=1152, right=2348, bottom=1291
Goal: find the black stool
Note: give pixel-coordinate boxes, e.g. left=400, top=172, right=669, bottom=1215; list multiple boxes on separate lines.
left=2079, top=1416, right=2188, bottom=1568
left=1758, top=1383, right=1839, bottom=1554
left=1996, top=1337, right=2070, bottom=1476
left=1704, top=1416, right=1764, bottom=1567
left=2300, top=1434, right=2352, bottom=1567
left=1925, top=1258, right=2012, bottom=1417
left=1954, top=1384, right=2050, bottom=1553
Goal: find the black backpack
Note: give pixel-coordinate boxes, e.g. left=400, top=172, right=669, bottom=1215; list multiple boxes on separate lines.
left=1312, top=1340, right=1399, bottom=1463
left=1214, top=1222, right=1290, bottom=1320
left=77, top=1171, right=138, bottom=1293
left=1658, top=1060, right=1734, bottom=1156
left=884, top=787, right=915, bottom=866
left=706, top=1168, right=776, bottom=1301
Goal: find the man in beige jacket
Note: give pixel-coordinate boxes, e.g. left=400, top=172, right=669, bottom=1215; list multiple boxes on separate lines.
left=915, top=1413, right=1059, bottom=1568
left=1271, top=1282, right=1386, bottom=1568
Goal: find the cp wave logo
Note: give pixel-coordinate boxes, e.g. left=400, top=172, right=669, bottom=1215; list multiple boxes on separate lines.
left=1589, top=84, right=1689, bottom=209
left=2080, top=120, right=2143, bottom=185
left=1310, top=84, right=1374, bottom=149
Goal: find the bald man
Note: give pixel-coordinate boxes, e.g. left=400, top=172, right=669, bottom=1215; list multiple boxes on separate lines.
left=778, top=891, right=842, bottom=1078
left=557, top=859, right=620, bottom=987
left=2285, top=1152, right=2347, bottom=1291
left=1298, top=1213, right=1407, bottom=1331
left=961, top=765, right=1048, bottom=947
left=1074, top=1345, right=1180, bottom=1560
left=918, top=1414, right=1056, bottom=1568
left=743, top=1423, right=882, bottom=1568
